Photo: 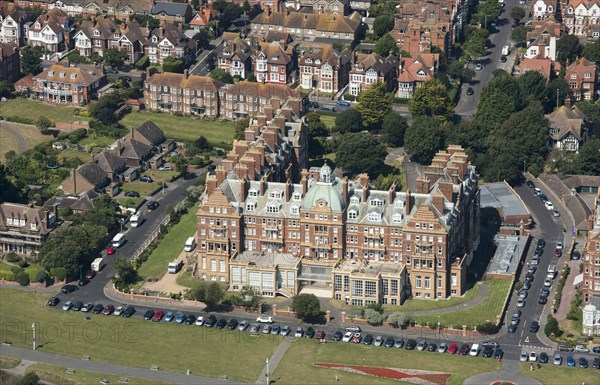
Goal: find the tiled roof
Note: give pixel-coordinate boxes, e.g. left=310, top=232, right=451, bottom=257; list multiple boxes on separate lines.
left=151, top=2, right=190, bottom=16
left=255, top=41, right=291, bottom=65
left=33, top=63, right=104, bottom=86
left=0, top=202, right=53, bottom=234
left=220, top=81, right=306, bottom=99
left=147, top=23, right=188, bottom=48
left=252, top=11, right=362, bottom=33
left=133, top=120, right=165, bottom=145
left=190, top=6, right=215, bottom=26
left=76, top=162, right=108, bottom=186
left=519, top=56, right=561, bottom=78
left=146, top=71, right=223, bottom=90
left=565, top=57, right=597, bottom=80
left=0, top=42, right=18, bottom=57
left=352, top=52, right=397, bottom=75
left=398, top=53, right=438, bottom=82
left=92, top=151, right=126, bottom=173
left=218, top=36, right=253, bottom=61
left=298, top=43, right=346, bottom=67
left=117, top=139, right=152, bottom=160
left=545, top=105, right=589, bottom=141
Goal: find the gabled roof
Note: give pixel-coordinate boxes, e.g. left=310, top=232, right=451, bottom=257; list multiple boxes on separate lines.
left=148, top=23, right=187, bottom=47
left=70, top=190, right=99, bottom=212
left=252, top=11, right=362, bottom=34
left=298, top=43, right=348, bottom=67
left=351, top=52, right=397, bottom=76
left=76, top=162, right=108, bottom=185
left=92, top=151, right=126, bottom=173
left=398, top=53, right=439, bottom=83
left=255, top=41, right=291, bottom=65
left=565, top=57, right=598, bottom=80
left=218, top=36, right=253, bottom=61
left=0, top=42, right=18, bottom=58
left=220, top=81, right=306, bottom=100
left=545, top=105, right=589, bottom=141
left=117, top=139, right=152, bottom=160
left=133, top=120, right=165, bottom=145
left=33, top=63, right=104, bottom=86
left=190, top=6, right=215, bottom=26
left=146, top=72, right=223, bottom=90
left=519, top=56, right=561, bottom=78
left=0, top=202, right=54, bottom=234
left=151, top=2, right=191, bottom=16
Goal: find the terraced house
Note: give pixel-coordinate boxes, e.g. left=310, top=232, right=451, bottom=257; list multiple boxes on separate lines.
left=348, top=52, right=397, bottom=97
left=145, top=22, right=195, bottom=65
left=195, top=146, right=480, bottom=303
left=73, top=18, right=120, bottom=57
left=298, top=43, right=350, bottom=94
left=583, top=191, right=600, bottom=336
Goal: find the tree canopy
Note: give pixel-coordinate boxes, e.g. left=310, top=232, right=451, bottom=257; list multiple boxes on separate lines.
left=518, top=71, right=547, bottom=103
left=21, top=46, right=44, bottom=75
left=162, top=56, right=185, bottom=73
left=208, top=68, right=234, bottom=84
left=334, top=108, right=363, bottom=134
left=382, top=111, right=408, bottom=147
left=373, top=34, right=399, bottom=57
left=577, top=138, right=600, bottom=175
left=556, top=35, right=581, bottom=65
left=582, top=40, right=600, bottom=63
left=510, top=6, right=526, bottom=22
left=291, top=293, right=321, bottom=321
left=575, top=100, right=600, bottom=138
left=373, top=14, right=394, bottom=37
left=408, top=79, right=454, bottom=124
left=103, top=48, right=128, bottom=68
left=356, top=82, right=393, bottom=129
left=335, top=132, right=387, bottom=176
left=404, top=116, right=445, bottom=164
left=475, top=74, right=523, bottom=130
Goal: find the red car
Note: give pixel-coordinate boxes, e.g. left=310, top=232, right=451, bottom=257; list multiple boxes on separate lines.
left=85, top=271, right=96, bottom=279
left=459, top=343, right=470, bottom=355
left=554, top=249, right=562, bottom=257
left=107, top=247, right=116, bottom=255
left=152, top=310, right=165, bottom=322
left=102, top=304, right=115, bottom=315
left=351, top=333, right=362, bottom=343
left=448, top=343, right=458, bottom=354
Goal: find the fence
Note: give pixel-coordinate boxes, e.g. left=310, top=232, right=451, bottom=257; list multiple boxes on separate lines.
left=131, top=214, right=170, bottom=262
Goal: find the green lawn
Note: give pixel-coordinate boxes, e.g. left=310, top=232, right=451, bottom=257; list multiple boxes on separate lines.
left=273, top=339, right=500, bottom=385
left=27, top=363, right=171, bottom=385
left=317, top=112, right=336, bottom=129
left=412, top=280, right=512, bottom=329
left=0, top=99, right=88, bottom=123
left=120, top=181, right=160, bottom=196
left=120, top=111, right=235, bottom=149
left=519, top=362, right=599, bottom=385
left=59, top=150, right=91, bottom=163
left=0, top=122, right=54, bottom=162
left=137, top=208, right=197, bottom=280
left=79, top=136, right=116, bottom=147
left=0, top=355, right=21, bottom=369
left=0, top=260, right=44, bottom=282
left=114, top=197, right=144, bottom=209
left=0, top=288, right=280, bottom=383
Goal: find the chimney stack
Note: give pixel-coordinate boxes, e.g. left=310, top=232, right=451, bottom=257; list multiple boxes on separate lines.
left=438, top=181, right=453, bottom=202
left=184, top=69, right=189, bottom=79
left=360, top=173, right=369, bottom=202
left=404, top=190, right=412, bottom=215
left=432, top=191, right=444, bottom=214
left=301, top=169, right=308, bottom=195
left=388, top=181, right=396, bottom=203
left=206, top=175, right=218, bottom=196
left=285, top=178, right=291, bottom=201
left=342, top=176, right=348, bottom=205
left=72, top=168, right=77, bottom=194
left=260, top=175, right=267, bottom=196
left=216, top=167, right=226, bottom=186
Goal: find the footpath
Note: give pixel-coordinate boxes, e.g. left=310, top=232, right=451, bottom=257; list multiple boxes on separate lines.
left=464, top=358, right=542, bottom=385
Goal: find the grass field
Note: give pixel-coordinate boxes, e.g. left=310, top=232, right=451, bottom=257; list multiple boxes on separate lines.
left=59, top=150, right=91, bottom=163
left=412, top=280, right=512, bottom=329
left=317, top=112, right=336, bottom=129
left=0, top=288, right=280, bottom=383
left=120, top=181, right=160, bottom=196
left=273, top=339, right=500, bottom=385
left=518, top=362, right=599, bottom=384
left=0, top=260, right=44, bottom=282
left=120, top=112, right=235, bottom=149
left=0, top=356, right=21, bottom=369
left=0, top=99, right=88, bottom=123
left=0, top=122, right=54, bottom=162
left=114, top=197, right=144, bottom=209
left=137, top=208, right=198, bottom=280
left=79, top=136, right=116, bottom=147
left=26, top=363, right=171, bottom=385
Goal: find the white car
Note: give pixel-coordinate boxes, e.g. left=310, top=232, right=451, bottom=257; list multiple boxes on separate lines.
left=469, top=344, right=480, bottom=356
left=544, top=277, right=552, bottom=287
left=520, top=351, right=528, bottom=362
left=374, top=336, right=384, bottom=346
left=544, top=201, right=554, bottom=210
left=517, top=298, right=526, bottom=307
left=529, top=352, right=538, bottom=362
left=553, top=353, right=562, bottom=365
left=256, top=316, right=274, bottom=323
left=342, top=331, right=353, bottom=343
left=158, top=165, right=173, bottom=171
left=574, top=345, right=590, bottom=353
left=114, top=306, right=124, bottom=316
left=556, top=242, right=563, bottom=250
left=195, top=316, right=205, bottom=326
left=476, top=63, right=483, bottom=71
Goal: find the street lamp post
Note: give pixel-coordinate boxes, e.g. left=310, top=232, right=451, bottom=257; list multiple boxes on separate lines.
left=266, top=358, right=270, bottom=385
left=523, top=160, right=526, bottom=174
left=120, top=218, right=124, bottom=233
left=32, top=322, right=36, bottom=351
left=556, top=88, right=560, bottom=109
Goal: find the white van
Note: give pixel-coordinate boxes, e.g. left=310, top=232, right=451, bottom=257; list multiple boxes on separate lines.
left=130, top=211, right=143, bottom=228
left=547, top=264, right=556, bottom=278
left=112, top=233, right=125, bottom=248
left=184, top=237, right=196, bottom=252
left=502, top=45, right=510, bottom=56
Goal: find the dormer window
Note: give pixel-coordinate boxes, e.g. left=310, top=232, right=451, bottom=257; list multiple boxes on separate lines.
left=293, top=192, right=301, bottom=201
left=306, top=58, right=312, bottom=63
left=249, top=188, right=258, bottom=197
left=114, top=33, right=119, bottom=38
left=348, top=210, right=358, bottom=219
left=370, top=198, right=384, bottom=207
left=394, top=200, right=404, bottom=209
left=350, top=196, right=360, bottom=205
left=393, top=213, right=403, bottom=223
left=30, top=222, right=38, bottom=231
left=315, top=59, right=321, bottom=64
left=246, top=202, right=256, bottom=212
left=59, top=72, right=66, bottom=78
left=70, top=73, right=77, bottom=79
left=269, top=190, right=282, bottom=199
left=368, top=212, right=381, bottom=222
left=290, top=205, right=299, bottom=215
left=272, top=55, right=279, bottom=60
left=94, top=30, right=100, bottom=36
left=267, top=202, right=280, bottom=214
left=48, top=70, right=55, bottom=76
left=584, top=72, right=591, bottom=78
left=152, top=36, right=157, bottom=42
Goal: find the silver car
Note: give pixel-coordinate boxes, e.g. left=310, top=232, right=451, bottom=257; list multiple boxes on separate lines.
left=437, top=342, right=448, bottom=353
left=553, top=353, right=562, bottom=365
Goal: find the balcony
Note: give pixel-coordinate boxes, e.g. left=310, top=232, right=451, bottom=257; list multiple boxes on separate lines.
left=209, top=224, right=227, bottom=231
left=44, top=87, right=72, bottom=96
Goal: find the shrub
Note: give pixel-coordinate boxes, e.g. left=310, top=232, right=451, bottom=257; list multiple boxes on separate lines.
left=6, top=253, right=21, bottom=263
left=18, top=259, right=29, bottom=268
left=366, top=302, right=384, bottom=314
left=50, top=267, right=67, bottom=281
left=545, top=314, right=563, bottom=337
left=6, top=115, right=35, bottom=125
left=11, top=266, right=23, bottom=275
left=364, top=308, right=384, bottom=325
left=387, top=312, right=408, bottom=327
left=16, top=272, right=30, bottom=286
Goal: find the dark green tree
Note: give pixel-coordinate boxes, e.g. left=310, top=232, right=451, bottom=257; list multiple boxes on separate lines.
left=14, top=371, right=39, bottom=385
left=382, top=111, right=407, bottom=146
left=556, top=35, right=582, bottom=65
left=373, top=14, right=394, bottom=37
left=545, top=314, right=563, bottom=337
left=291, top=293, right=321, bottom=321
left=334, top=108, right=363, bottom=133
left=335, top=132, right=387, bottom=176
left=577, top=138, right=600, bottom=175
left=575, top=100, right=600, bottom=138
left=21, top=45, right=44, bottom=75
left=404, top=116, right=445, bottom=164
left=0, top=80, right=14, bottom=98
left=112, top=256, right=139, bottom=290
left=192, top=0, right=200, bottom=10
left=582, top=40, right=600, bottom=63
left=39, top=237, right=83, bottom=276
left=208, top=68, right=234, bottom=84
left=103, top=48, right=128, bottom=68
left=89, top=92, right=125, bottom=125
left=445, top=119, right=487, bottom=154
left=512, top=26, right=530, bottom=46
left=162, top=56, right=185, bottom=73
left=204, top=281, right=226, bottom=309
left=373, top=34, right=399, bottom=57
left=475, top=74, right=522, bottom=130
left=356, top=82, right=393, bottom=129
left=544, top=77, right=570, bottom=112
left=234, top=117, right=250, bottom=140
left=510, top=6, right=526, bottom=22
left=130, top=14, right=160, bottom=29
left=239, top=285, right=261, bottom=310
left=409, top=79, right=454, bottom=124
left=306, top=112, right=328, bottom=137
left=462, top=34, right=486, bottom=60
left=518, top=70, right=547, bottom=104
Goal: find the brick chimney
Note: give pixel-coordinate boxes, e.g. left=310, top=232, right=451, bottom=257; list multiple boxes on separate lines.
left=239, top=177, right=246, bottom=202
left=360, top=173, right=369, bottom=202
left=285, top=178, right=291, bottom=201
left=72, top=168, right=77, bottom=194
left=416, top=177, right=430, bottom=194
left=301, top=169, right=309, bottom=195
left=158, top=24, right=164, bottom=38
left=432, top=191, right=444, bottom=214
left=388, top=181, right=396, bottom=204
left=130, top=127, right=135, bottom=140
left=184, top=69, right=189, bottom=79
left=216, top=167, right=226, bottom=185
left=404, top=190, right=412, bottom=215
left=342, top=176, right=348, bottom=205
left=263, top=127, right=278, bottom=150
left=260, top=175, right=267, bottom=195
left=438, top=181, right=453, bottom=202
left=206, top=175, right=218, bottom=196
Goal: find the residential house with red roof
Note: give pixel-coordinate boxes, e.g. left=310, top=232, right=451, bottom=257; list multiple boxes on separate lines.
left=519, top=56, right=561, bottom=79
left=253, top=40, right=296, bottom=84
left=564, top=0, right=600, bottom=38
left=298, top=43, right=350, bottom=94
left=26, top=8, right=73, bottom=52
left=392, top=4, right=453, bottom=57
left=532, top=0, right=559, bottom=20
left=216, top=32, right=254, bottom=79
left=190, top=6, right=216, bottom=31
left=545, top=105, right=590, bottom=151
left=348, top=52, right=398, bottom=97
left=73, top=18, right=119, bottom=57
left=396, top=53, right=439, bottom=99
left=524, top=17, right=563, bottom=61
left=565, top=57, right=598, bottom=101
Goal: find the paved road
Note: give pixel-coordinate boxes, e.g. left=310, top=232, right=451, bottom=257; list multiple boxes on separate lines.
left=455, top=0, right=521, bottom=118
left=0, top=121, right=29, bottom=153
left=1, top=345, right=242, bottom=385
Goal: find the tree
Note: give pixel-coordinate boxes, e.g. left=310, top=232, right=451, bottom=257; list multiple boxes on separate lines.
left=371, top=169, right=402, bottom=190
left=50, top=267, right=67, bottom=281
left=475, top=74, right=522, bottom=130
left=405, top=116, right=445, bottom=164
left=40, top=237, right=83, bottom=276
left=208, top=68, right=234, bottom=84
left=162, top=56, right=185, bottom=73
left=373, top=15, right=394, bottom=37
left=518, top=71, right=547, bottom=104
left=89, top=92, right=125, bottom=125
left=544, top=77, right=570, bottom=112
left=16, top=271, right=30, bottom=286
left=544, top=314, right=563, bottom=337
left=15, top=371, right=40, bottom=385
left=334, top=108, right=363, bottom=133
left=484, top=102, right=549, bottom=182
left=112, top=256, right=139, bottom=290
left=575, top=100, right=600, bottom=138
left=194, top=136, right=211, bottom=150
left=130, top=14, right=160, bottom=29
left=234, top=117, right=250, bottom=140
left=306, top=112, right=328, bottom=137
left=36, top=116, right=52, bottom=131
left=577, top=138, right=600, bottom=175
left=409, top=79, right=454, bottom=124
left=239, top=285, right=261, bottom=310
left=556, top=35, right=581, bottom=65
left=21, top=45, right=44, bottom=75
left=387, top=312, right=408, bottom=327
left=291, top=293, right=321, bottom=321
left=173, top=156, right=189, bottom=175
left=373, top=34, right=399, bottom=57
left=0, top=80, right=14, bottom=98
left=192, top=0, right=200, bottom=10
left=445, top=119, right=487, bottom=154
left=382, top=111, right=407, bottom=146
left=336, top=132, right=387, bottom=176
left=510, top=6, right=526, bottom=23
left=462, top=34, right=486, bottom=60
left=103, top=48, right=128, bottom=68
left=582, top=39, right=600, bottom=63
left=204, top=282, right=225, bottom=308
left=364, top=308, right=384, bottom=325
left=511, top=26, right=530, bottom=46
left=356, top=82, right=393, bottom=129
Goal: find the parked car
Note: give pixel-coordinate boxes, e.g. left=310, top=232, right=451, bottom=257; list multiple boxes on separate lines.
left=517, top=298, right=526, bottom=307
left=500, top=56, right=507, bottom=62
left=351, top=333, right=362, bottom=344
left=475, top=63, right=483, bottom=71
left=85, top=271, right=96, bottom=279
left=438, top=342, right=449, bottom=353
left=216, top=318, right=227, bottom=329
left=143, top=310, right=155, bottom=320
left=519, top=289, right=528, bottom=299
left=553, top=353, right=562, bottom=365
left=552, top=209, right=560, bottom=217
left=537, top=238, right=546, bottom=247
left=336, top=100, right=351, bottom=107
left=72, top=301, right=83, bottom=311
left=164, top=311, right=175, bottom=322
left=556, top=242, right=563, bottom=250
left=544, top=277, right=552, bottom=287
left=571, top=250, right=581, bottom=260
left=554, top=249, right=562, bottom=257
left=250, top=324, right=260, bottom=335
left=256, top=316, right=274, bottom=323
left=342, top=331, right=353, bottom=342
left=238, top=320, right=249, bottom=331
left=539, top=352, right=549, bottom=363
left=61, top=284, right=78, bottom=294
left=344, top=325, right=361, bottom=332
left=114, top=306, right=124, bottom=316
left=159, top=165, right=173, bottom=171
left=470, top=344, right=480, bottom=356
left=592, top=346, right=600, bottom=353
left=466, top=87, right=474, bottom=96
left=310, top=101, right=319, bottom=108
left=558, top=344, right=574, bottom=352
left=529, top=352, right=538, bottom=362
left=295, top=327, right=304, bottom=338
left=459, top=343, right=470, bottom=355
left=544, top=201, right=554, bottom=210
left=526, top=181, right=535, bottom=188
left=482, top=345, right=494, bottom=357
left=520, top=351, right=529, bottom=362
left=482, top=341, right=500, bottom=348
left=280, top=325, right=291, bottom=336
left=405, top=339, right=418, bottom=350
left=592, top=357, right=600, bottom=369
left=566, top=355, right=575, bottom=366
left=427, top=343, right=437, bottom=352
left=102, top=304, right=115, bottom=315
left=417, top=339, right=428, bottom=351
left=494, top=348, right=504, bottom=360
left=384, top=336, right=395, bottom=348
left=321, top=105, right=336, bottom=112
left=448, top=343, right=458, bottom=354
left=62, top=300, right=73, bottom=311
left=394, top=338, right=405, bottom=349
left=185, top=315, right=196, bottom=325
left=152, top=310, right=165, bottom=322
left=125, top=191, right=140, bottom=198
left=362, top=334, right=373, bottom=345
left=195, top=316, right=205, bottom=326
left=305, top=327, right=315, bottom=339
left=333, top=331, right=343, bottom=341
left=262, top=324, right=271, bottom=334
left=315, top=329, right=325, bottom=340
left=508, top=324, right=518, bottom=333
left=47, top=297, right=60, bottom=306
left=139, top=175, right=153, bottom=183
left=146, top=201, right=159, bottom=210
left=538, top=295, right=548, bottom=304
left=106, top=247, right=116, bottom=255
left=78, top=277, right=89, bottom=286
left=227, top=318, right=238, bottom=330
left=579, top=357, right=588, bottom=368
left=530, top=321, right=540, bottom=332
left=575, top=345, right=590, bottom=353
left=122, top=305, right=135, bottom=317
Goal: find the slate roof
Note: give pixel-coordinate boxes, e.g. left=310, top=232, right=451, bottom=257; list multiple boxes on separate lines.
left=252, top=11, right=362, bottom=33
left=33, top=63, right=105, bottom=86
left=298, top=43, right=348, bottom=67
left=117, top=139, right=152, bottom=160
left=92, top=151, right=126, bottom=174
left=133, top=120, right=165, bottom=145
left=352, top=52, right=397, bottom=76
left=545, top=105, right=589, bottom=142
left=77, top=162, right=109, bottom=185
left=151, top=2, right=191, bottom=16
left=147, top=23, right=188, bottom=48
left=70, top=190, right=99, bottom=212
left=146, top=72, right=223, bottom=90
left=0, top=202, right=53, bottom=234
